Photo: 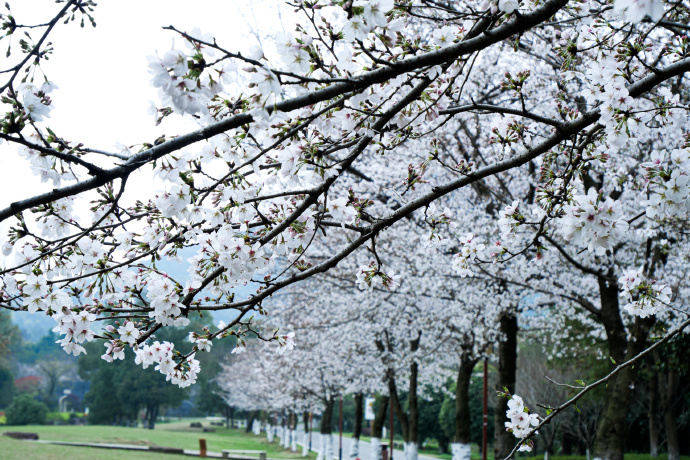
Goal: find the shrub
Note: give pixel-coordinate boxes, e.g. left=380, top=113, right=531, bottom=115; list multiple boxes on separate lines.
left=5, top=394, right=48, bottom=425
left=46, top=412, right=70, bottom=424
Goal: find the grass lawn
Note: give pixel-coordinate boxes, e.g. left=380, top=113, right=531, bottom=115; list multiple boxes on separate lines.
left=0, top=437, right=190, bottom=460
left=0, top=421, right=317, bottom=459
left=3, top=424, right=688, bottom=460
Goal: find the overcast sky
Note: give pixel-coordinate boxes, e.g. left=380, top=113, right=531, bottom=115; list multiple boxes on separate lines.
left=0, top=0, right=293, bottom=209
left=0, top=0, right=299, bottom=259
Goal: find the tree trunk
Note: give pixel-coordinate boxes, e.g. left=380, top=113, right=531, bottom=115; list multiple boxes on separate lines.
left=663, top=369, right=680, bottom=460
left=494, top=312, right=518, bottom=460
left=648, top=359, right=660, bottom=458
left=282, top=414, right=290, bottom=448
left=406, top=353, right=419, bottom=460
left=318, top=398, right=335, bottom=460
left=267, top=413, right=275, bottom=443
left=372, top=396, right=389, bottom=460
left=452, top=356, right=478, bottom=460
left=321, top=400, right=334, bottom=435
left=594, top=277, right=652, bottom=460
left=389, top=374, right=409, bottom=439
left=303, top=411, right=311, bottom=457
left=147, top=403, right=159, bottom=429
left=247, top=410, right=255, bottom=433
left=291, top=412, right=298, bottom=452
left=350, top=393, right=363, bottom=460
left=388, top=335, right=420, bottom=460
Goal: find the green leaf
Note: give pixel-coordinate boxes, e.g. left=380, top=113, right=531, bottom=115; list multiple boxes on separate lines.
left=575, top=379, right=586, bottom=387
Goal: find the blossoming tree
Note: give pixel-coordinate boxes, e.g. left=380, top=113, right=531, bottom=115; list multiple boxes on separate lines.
left=2, top=1, right=690, bottom=459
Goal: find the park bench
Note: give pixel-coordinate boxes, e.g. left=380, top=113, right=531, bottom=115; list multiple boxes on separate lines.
left=222, top=449, right=267, bottom=460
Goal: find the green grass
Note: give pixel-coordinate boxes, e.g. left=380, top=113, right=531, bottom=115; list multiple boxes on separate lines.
left=0, top=437, right=190, bottom=460
left=418, top=442, right=490, bottom=460
left=0, top=421, right=318, bottom=459
left=3, top=424, right=688, bottom=460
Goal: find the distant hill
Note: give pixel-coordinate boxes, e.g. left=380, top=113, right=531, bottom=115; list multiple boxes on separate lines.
left=11, top=310, right=56, bottom=342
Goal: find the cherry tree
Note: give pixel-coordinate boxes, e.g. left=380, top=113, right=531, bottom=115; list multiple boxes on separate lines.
left=2, top=2, right=690, bottom=460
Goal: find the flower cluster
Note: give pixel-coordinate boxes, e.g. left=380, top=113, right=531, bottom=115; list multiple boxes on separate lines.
left=505, top=395, right=539, bottom=452
left=329, top=197, right=358, bottom=228
left=614, top=0, right=664, bottom=22
left=561, top=189, right=629, bottom=255
left=101, top=339, right=126, bottom=362
left=147, top=28, right=233, bottom=116
left=17, top=141, right=71, bottom=187
left=341, top=0, right=395, bottom=42
left=18, top=81, right=55, bottom=122
left=355, top=261, right=401, bottom=291
left=189, top=332, right=213, bottom=352
left=275, top=331, right=296, bottom=354
left=424, top=203, right=456, bottom=248
left=275, top=32, right=312, bottom=74
left=135, top=340, right=201, bottom=388
left=497, top=200, right=525, bottom=242
left=52, top=307, right=96, bottom=356
left=119, top=321, right=141, bottom=345
left=451, top=233, right=485, bottom=277
left=618, top=268, right=672, bottom=318
left=35, top=198, right=75, bottom=238
left=146, top=273, right=190, bottom=327
left=640, top=149, right=690, bottom=219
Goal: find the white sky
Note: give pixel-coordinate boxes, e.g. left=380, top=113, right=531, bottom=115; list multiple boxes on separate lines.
left=0, top=0, right=292, bottom=210
left=0, top=0, right=297, bottom=257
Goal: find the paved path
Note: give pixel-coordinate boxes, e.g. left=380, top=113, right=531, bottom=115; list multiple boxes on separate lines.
left=277, top=430, right=438, bottom=460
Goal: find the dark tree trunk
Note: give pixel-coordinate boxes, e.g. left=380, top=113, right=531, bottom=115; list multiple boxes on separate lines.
left=372, top=396, right=389, bottom=438
left=389, top=373, right=408, bottom=438
left=409, top=344, right=419, bottom=445
left=304, top=410, right=310, bottom=432
left=455, top=356, right=479, bottom=444
left=247, top=410, right=255, bottom=433
left=494, top=312, right=518, bottom=460
left=388, top=334, right=420, bottom=445
left=321, top=398, right=334, bottom=435
left=147, top=403, right=159, bottom=429
left=354, top=393, right=364, bottom=440
left=594, top=277, right=653, bottom=460
left=663, top=369, right=681, bottom=460
left=648, top=359, right=660, bottom=458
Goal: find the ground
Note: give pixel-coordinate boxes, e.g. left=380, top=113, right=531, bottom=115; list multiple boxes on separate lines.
left=1, top=420, right=688, bottom=460
left=0, top=419, right=317, bottom=459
